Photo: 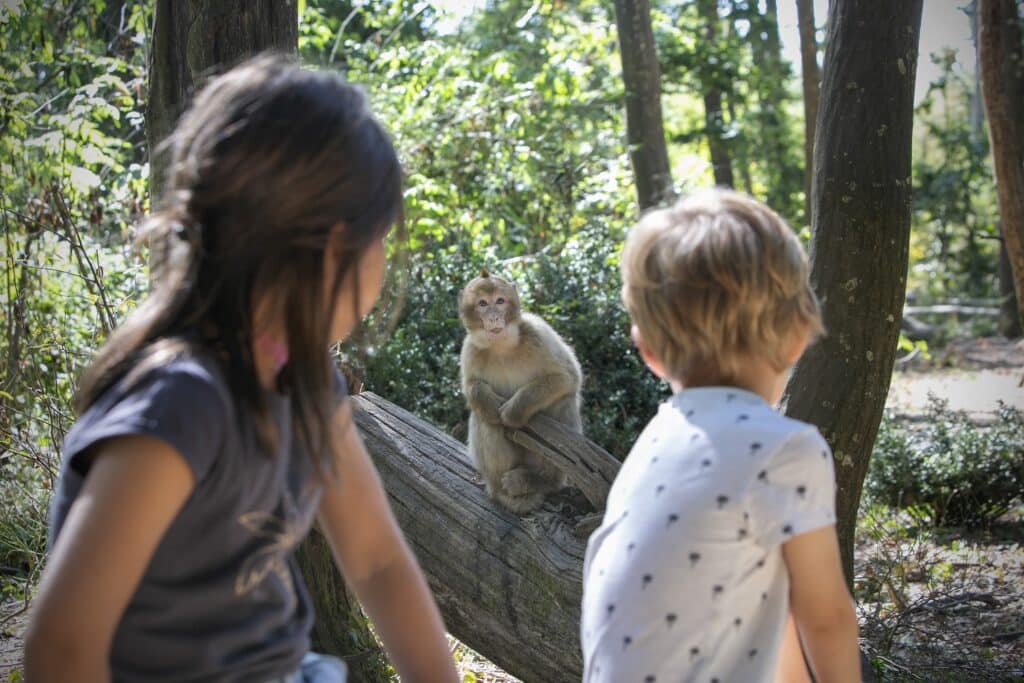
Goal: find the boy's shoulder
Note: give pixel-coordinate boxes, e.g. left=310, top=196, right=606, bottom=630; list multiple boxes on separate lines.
left=659, top=387, right=829, bottom=458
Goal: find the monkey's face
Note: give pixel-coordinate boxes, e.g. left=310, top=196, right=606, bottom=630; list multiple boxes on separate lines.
left=460, top=275, right=521, bottom=346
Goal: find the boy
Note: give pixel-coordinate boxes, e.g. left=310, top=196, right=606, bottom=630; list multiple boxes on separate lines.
left=581, top=189, right=860, bottom=682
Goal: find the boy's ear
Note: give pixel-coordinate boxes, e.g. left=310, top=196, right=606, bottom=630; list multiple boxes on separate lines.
left=631, top=325, right=671, bottom=381
left=783, top=326, right=812, bottom=368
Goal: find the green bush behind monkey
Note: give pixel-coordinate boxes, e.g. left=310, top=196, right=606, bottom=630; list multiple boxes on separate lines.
left=458, top=272, right=583, bottom=513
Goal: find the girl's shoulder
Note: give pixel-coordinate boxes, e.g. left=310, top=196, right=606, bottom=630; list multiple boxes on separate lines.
left=63, top=342, right=235, bottom=481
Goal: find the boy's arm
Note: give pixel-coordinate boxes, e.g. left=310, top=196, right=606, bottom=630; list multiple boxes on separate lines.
left=316, top=400, right=459, bottom=683
left=782, top=525, right=861, bottom=683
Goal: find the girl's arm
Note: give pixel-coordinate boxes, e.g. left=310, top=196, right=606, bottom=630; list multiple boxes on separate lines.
left=316, top=400, right=459, bottom=683
left=782, top=525, right=861, bottom=683
left=774, top=612, right=812, bottom=683
left=23, top=436, right=195, bottom=682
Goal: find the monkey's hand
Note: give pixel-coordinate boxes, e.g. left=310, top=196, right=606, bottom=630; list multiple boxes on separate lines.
left=499, top=397, right=532, bottom=428
left=500, top=373, right=575, bottom=428
left=467, top=380, right=506, bottom=425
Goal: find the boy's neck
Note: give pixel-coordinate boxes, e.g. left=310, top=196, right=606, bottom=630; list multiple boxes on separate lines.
left=672, top=356, right=786, bottom=406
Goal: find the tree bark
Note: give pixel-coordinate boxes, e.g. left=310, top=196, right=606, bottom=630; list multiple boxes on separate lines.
left=782, top=0, right=924, bottom=586
left=612, top=0, right=675, bottom=210
left=999, top=231, right=1023, bottom=337
left=310, top=392, right=619, bottom=682
left=696, top=0, right=734, bottom=188
left=797, top=0, right=821, bottom=222
left=979, top=0, right=1024, bottom=330
left=146, top=0, right=299, bottom=203
left=293, top=530, right=393, bottom=683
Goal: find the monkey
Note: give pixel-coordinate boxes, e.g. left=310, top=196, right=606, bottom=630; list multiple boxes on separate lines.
left=459, top=271, right=583, bottom=514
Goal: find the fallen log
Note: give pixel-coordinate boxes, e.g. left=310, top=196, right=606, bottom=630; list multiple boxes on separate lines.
left=339, top=392, right=619, bottom=682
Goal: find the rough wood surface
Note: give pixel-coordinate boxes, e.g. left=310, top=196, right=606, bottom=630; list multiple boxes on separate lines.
left=979, top=0, right=1024, bottom=329
left=782, top=0, right=924, bottom=585
left=505, top=413, right=620, bottom=510
left=351, top=392, right=612, bottom=683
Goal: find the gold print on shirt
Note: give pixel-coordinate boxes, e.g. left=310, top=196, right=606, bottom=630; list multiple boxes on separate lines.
left=234, top=486, right=318, bottom=599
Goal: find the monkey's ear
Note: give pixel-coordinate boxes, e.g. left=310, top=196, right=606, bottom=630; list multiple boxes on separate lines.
left=479, top=267, right=490, bottom=278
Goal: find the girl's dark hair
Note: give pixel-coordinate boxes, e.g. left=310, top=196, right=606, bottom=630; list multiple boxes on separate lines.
left=75, top=54, right=404, bottom=474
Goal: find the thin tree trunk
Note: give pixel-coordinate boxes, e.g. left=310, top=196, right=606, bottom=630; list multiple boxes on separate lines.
left=968, top=0, right=986, bottom=147
left=979, top=0, right=1024, bottom=329
left=751, top=0, right=798, bottom=216
left=727, top=91, right=754, bottom=193
left=612, top=0, right=675, bottom=210
left=697, top=0, right=735, bottom=188
left=782, top=0, right=924, bottom=586
left=797, top=0, right=821, bottom=222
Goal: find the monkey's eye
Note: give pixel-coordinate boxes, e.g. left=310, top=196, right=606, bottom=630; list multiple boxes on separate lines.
left=495, top=297, right=505, bottom=305
left=478, top=300, right=488, bottom=308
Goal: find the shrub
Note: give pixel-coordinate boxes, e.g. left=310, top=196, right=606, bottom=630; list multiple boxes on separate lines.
left=865, top=397, right=1024, bottom=528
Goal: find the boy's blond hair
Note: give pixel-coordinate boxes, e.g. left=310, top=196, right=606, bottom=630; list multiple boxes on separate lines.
left=621, top=188, right=824, bottom=383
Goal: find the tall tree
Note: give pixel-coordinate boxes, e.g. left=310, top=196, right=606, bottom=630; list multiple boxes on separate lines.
left=979, top=0, right=1024, bottom=333
left=144, top=5, right=392, bottom=679
left=796, top=0, right=821, bottom=221
left=613, top=0, right=675, bottom=210
left=146, top=1, right=298, bottom=201
left=783, top=0, right=924, bottom=585
left=747, top=0, right=801, bottom=220
left=696, top=0, right=735, bottom=188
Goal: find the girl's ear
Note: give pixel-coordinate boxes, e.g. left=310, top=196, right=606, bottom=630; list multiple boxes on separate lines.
left=631, top=325, right=671, bottom=381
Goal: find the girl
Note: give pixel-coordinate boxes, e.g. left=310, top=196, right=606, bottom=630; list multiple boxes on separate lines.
left=24, top=55, right=459, bottom=683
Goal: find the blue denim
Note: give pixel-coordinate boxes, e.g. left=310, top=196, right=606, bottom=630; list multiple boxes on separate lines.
left=266, top=652, right=348, bottom=683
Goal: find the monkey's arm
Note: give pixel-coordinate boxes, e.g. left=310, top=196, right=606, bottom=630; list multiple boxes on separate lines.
left=465, top=378, right=507, bottom=425
left=499, top=372, right=577, bottom=428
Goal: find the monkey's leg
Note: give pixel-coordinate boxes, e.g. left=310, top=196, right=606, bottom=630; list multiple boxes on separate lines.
left=469, top=418, right=519, bottom=497
left=502, top=465, right=563, bottom=498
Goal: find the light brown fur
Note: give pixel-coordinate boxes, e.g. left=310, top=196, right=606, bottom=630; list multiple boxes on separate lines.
left=458, top=274, right=582, bottom=514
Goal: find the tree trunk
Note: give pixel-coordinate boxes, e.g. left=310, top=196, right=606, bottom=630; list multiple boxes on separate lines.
left=144, top=5, right=392, bottom=676
left=147, top=0, right=299, bottom=203
left=697, top=0, right=734, bottom=188
left=796, top=0, right=821, bottom=222
left=612, top=0, right=675, bottom=210
left=750, top=0, right=799, bottom=218
left=999, top=231, right=1023, bottom=337
left=293, top=530, right=393, bottom=683
left=782, top=0, right=924, bottom=586
left=301, top=392, right=620, bottom=682
left=979, top=0, right=1024, bottom=329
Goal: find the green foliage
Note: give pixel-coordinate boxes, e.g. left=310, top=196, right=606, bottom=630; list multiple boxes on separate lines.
left=1, top=0, right=150, bottom=594
left=910, top=48, right=1001, bottom=305
left=657, top=0, right=805, bottom=226
left=865, top=398, right=1024, bottom=528
left=308, top=0, right=671, bottom=457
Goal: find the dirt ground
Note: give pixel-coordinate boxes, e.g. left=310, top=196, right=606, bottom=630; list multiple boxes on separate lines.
left=3, top=337, right=1022, bottom=682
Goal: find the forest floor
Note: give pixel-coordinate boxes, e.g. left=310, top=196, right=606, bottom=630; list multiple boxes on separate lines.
left=2, top=337, right=1022, bottom=682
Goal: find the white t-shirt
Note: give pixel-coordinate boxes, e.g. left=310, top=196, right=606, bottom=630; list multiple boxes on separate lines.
left=581, top=387, right=837, bottom=683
